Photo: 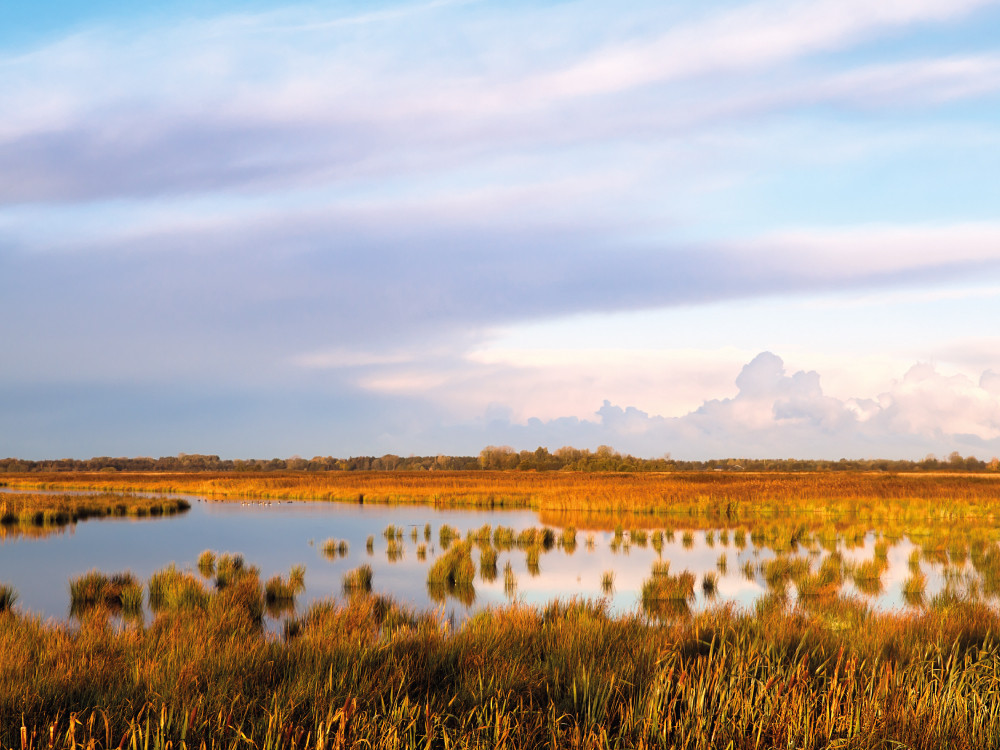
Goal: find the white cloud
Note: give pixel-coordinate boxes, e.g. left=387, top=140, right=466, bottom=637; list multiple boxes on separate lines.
left=749, top=223, right=1000, bottom=278
left=370, top=351, right=1000, bottom=459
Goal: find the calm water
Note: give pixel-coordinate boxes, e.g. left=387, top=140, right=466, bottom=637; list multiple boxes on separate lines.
left=0, top=489, right=954, bottom=625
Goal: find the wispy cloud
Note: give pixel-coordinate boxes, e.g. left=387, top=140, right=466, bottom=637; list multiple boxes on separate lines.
left=3, top=0, right=999, bottom=458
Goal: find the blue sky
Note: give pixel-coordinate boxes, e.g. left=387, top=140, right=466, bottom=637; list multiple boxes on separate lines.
left=3, top=0, right=1000, bottom=460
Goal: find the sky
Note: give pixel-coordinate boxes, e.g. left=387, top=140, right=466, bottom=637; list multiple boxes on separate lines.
left=3, top=0, right=1000, bottom=461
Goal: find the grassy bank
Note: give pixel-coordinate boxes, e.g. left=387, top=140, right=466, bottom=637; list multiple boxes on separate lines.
left=0, top=492, right=190, bottom=539
left=3, top=562, right=1000, bottom=749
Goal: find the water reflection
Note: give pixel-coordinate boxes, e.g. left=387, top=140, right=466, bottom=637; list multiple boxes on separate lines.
left=4, top=490, right=1000, bottom=628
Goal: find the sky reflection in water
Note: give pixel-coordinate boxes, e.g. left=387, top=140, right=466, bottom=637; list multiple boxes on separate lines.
left=0, top=492, right=953, bottom=625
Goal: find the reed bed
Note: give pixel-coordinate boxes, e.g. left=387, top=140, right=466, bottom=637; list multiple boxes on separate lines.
left=11, top=570, right=1000, bottom=749
left=0, top=492, right=190, bottom=539
left=12, top=471, right=1000, bottom=524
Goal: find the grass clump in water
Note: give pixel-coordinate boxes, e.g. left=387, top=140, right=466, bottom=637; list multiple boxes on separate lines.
left=427, top=541, right=475, bottom=605
left=503, top=561, right=517, bottom=599
left=69, top=570, right=143, bottom=618
left=525, top=545, right=541, bottom=576
left=439, top=524, right=460, bottom=549
left=902, top=571, right=928, bottom=606
left=264, top=565, right=306, bottom=614
left=215, top=554, right=258, bottom=590
left=479, top=546, right=498, bottom=582
left=342, top=564, right=373, bottom=595
left=493, top=526, right=515, bottom=550
left=197, top=549, right=216, bottom=578
left=386, top=538, right=404, bottom=562
left=322, top=539, right=349, bottom=559
left=383, top=524, right=404, bottom=540
left=641, top=567, right=695, bottom=619
left=601, top=571, right=614, bottom=594
left=702, top=572, right=718, bottom=597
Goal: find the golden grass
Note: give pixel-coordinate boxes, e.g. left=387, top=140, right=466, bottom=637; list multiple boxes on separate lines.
left=5, top=570, right=997, bottom=749
left=0, top=492, right=190, bottom=540
left=6, top=470, right=1000, bottom=516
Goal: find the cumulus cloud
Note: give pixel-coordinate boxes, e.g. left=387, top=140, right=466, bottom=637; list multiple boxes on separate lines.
left=419, top=353, right=1000, bottom=460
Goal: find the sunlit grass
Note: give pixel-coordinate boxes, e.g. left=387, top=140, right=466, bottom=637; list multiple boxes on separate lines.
left=342, top=564, right=373, bottom=595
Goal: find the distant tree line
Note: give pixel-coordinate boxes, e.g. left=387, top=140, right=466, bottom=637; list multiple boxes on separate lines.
left=1, top=447, right=998, bottom=473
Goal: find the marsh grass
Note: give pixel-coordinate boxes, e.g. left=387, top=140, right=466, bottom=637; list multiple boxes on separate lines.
left=0, top=584, right=17, bottom=612
left=651, top=530, right=664, bottom=554
left=149, top=564, right=208, bottom=613
left=601, top=570, right=614, bottom=594
left=215, top=553, right=258, bottom=590
left=0, top=493, right=190, bottom=539
left=493, top=525, right=515, bottom=550
left=701, top=571, right=718, bottom=597
left=903, top=571, right=928, bottom=606
left=386, top=538, right=404, bottom=562
left=439, top=524, right=460, bottom=549
left=796, top=555, right=844, bottom=601
left=503, top=560, right=517, bottom=599
left=717, top=553, right=728, bottom=574
left=852, top=558, right=887, bottom=596
left=342, top=564, right=373, bottom=595
left=469, top=523, right=492, bottom=547
left=525, top=545, right=541, bottom=576
left=479, top=546, right=498, bottom=582
left=12, top=555, right=1000, bottom=748
left=69, top=571, right=142, bottom=618
left=197, top=549, right=215, bottom=578
left=559, top=525, right=577, bottom=553
left=322, top=538, right=349, bottom=559
left=641, top=568, right=696, bottom=620
left=264, top=565, right=306, bottom=614
left=427, top=541, right=475, bottom=605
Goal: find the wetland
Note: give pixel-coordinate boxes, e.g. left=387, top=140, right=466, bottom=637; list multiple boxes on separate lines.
left=5, top=470, right=1000, bottom=748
